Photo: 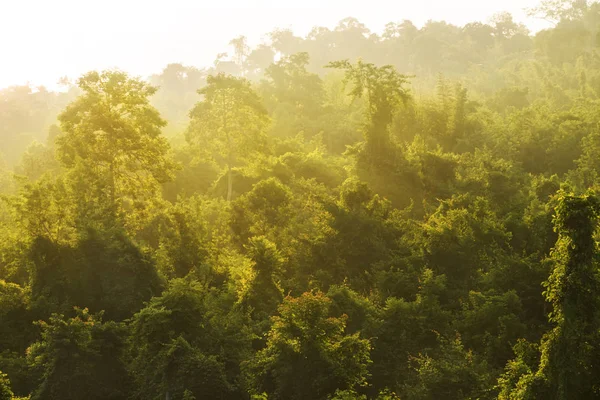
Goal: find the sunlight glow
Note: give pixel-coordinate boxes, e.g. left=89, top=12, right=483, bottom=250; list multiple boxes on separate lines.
left=0, top=0, right=550, bottom=89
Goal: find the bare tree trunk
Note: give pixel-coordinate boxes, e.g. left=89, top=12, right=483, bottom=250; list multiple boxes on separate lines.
left=164, top=370, right=171, bottom=400
left=227, top=164, right=233, bottom=202
left=226, top=137, right=234, bottom=201
left=109, top=161, right=117, bottom=218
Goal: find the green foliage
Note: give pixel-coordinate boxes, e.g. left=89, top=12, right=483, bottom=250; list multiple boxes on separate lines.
left=56, top=70, right=176, bottom=231
left=230, top=178, right=293, bottom=245
left=419, top=194, right=511, bottom=296
left=129, top=279, right=251, bottom=399
left=0, top=280, right=34, bottom=353
left=458, top=290, right=527, bottom=369
left=14, top=138, right=61, bottom=182
left=244, top=291, right=372, bottom=400
left=498, top=192, right=600, bottom=398
left=150, top=196, right=214, bottom=279
left=6, top=4, right=600, bottom=398
left=10, top=175, right=75, bottom=244
left=404, top=334, right=491, bottom=400
left=27, top=308, right=130, bottom=400
left=162, top=145, right=219, bottom=201
left=29, top=228, right=163, bottom=320
left=0, top=371, right=13, bottom=400
left=496, top=339, right=540, bottom=400
left=328, top=389, right=367, bottom=400
left=0, top=352, right=31, bottom=397
left=327, top=60, right=410, bottom=162
left=149, top=64, right=206, bottom=134
left=187, top=74, right=270, bottom=201
left=240, top=236, right=284, bottom=322
left=369, top=286, right=450, bottom=395
left=261, top=53, right=326, bottom=139
left=311, top=178, right=406, bottom=293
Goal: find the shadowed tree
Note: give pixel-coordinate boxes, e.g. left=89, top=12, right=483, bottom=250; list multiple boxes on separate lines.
left=27, top=308, right=130, bottom=400
left=498, top=191, right=600, bottom=399
left=244, top=291, right=372, bottom=400
left=0, top=371, right=13, bottom=400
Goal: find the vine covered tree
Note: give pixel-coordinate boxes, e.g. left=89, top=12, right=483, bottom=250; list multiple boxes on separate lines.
left=327, top=60, right=411, bottom=163
left=499, top=191, right=600, bottom=399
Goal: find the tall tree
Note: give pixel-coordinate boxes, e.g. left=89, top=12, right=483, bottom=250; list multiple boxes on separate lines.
left=240, top=236, right=284, bottom=334
left=327, top=60, right=411, bottom=163
left=56, top=70, right=176, bottom=230
left=230, top=36, right=250, bottom=77
left=500, top=191, right=600, bottom=399
left=186, top=74, right=269, bottom=201
left=261, top=52, right=326, bottom=138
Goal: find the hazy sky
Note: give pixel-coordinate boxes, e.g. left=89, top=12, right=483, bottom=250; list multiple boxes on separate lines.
left=0, top=0, right=550, bottom=90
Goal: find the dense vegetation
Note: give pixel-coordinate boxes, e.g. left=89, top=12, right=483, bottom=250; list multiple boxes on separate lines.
left=3, top=0, right=600, bottom=398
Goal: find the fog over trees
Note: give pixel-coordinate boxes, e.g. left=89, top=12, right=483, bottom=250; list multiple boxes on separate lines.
left=3, top=1, right=600, bottom=398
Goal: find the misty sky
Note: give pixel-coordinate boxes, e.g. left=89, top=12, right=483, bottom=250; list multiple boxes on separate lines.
left=0, top=0, right=551, bottom=90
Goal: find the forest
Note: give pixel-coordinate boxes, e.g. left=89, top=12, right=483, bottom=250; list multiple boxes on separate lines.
left=2, top=0, right=600, bottom=399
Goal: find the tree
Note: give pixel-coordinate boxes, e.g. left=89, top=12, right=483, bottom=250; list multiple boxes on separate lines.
left=269, top=29, right=303, bottom=57
left=261, top=52, right=326, bottom=138
left=0, top=84, right=69, bottom=167
left=489, top=12, right=529, bottom=39
left=230, top=36, right=250, bottom=77
left=28, top=227, right=164, bottom=321
left=11, top=175, right=75, bottom=244
left=0, top=156, right=14, bottom=195
left=404, top=334, right=491, bottom=400
left=383, top=20, right=418, bottom=41
left=246, top=44, right=276, bottom=79
left=149, top=64, right=206, bottom=133
left=500, top=191, right=600, bottom=398
left=27, top=308, right=131, bottom=400
left=419, top=194, right=511, bottom=298
left=230, top=177, right=294, bottom=246
left=0, top=280, right=33, bottom=353
left=240, top=236, right=284, bottom=348
left=326, top=60, right=411, bottom=163
left=0, top=280, right=35, bottom=396
left=129, top=279, right=251, bottom=399
left=186, top=74, right=269, bottom=201
left=462, top=22, right=495, bottom=54
left=311, top=178, right=404, bottom=293
left=244, top=291, right=372, bottom=400
left=152, top=336, right=233, bottom=400
left=15, top=125, right=62, bottom=182
left=535, top=191, right=600, bottom=398
left=0, top=371, right=13, bottom=400
left=369, top=282, right=451, bottom=395
left=240, top=236, right=284, bottom=320
left=56, top=70, right=176, bottom=230
left=527, top=0, right=589, bottom=24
